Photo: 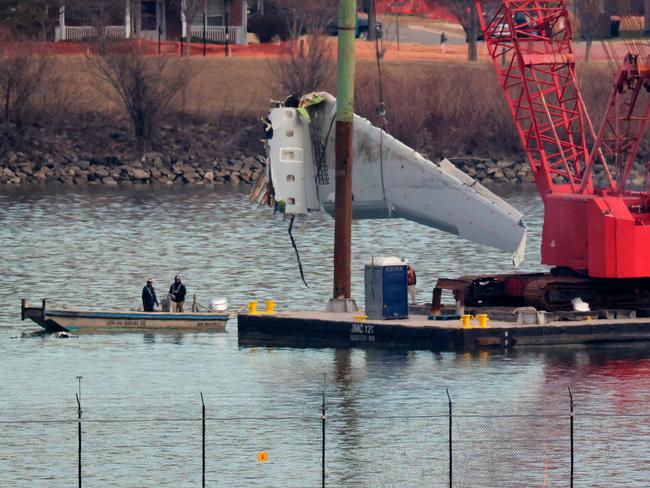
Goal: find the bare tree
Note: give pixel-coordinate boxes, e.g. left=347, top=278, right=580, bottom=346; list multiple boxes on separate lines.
left=268, top=2, right=335, bottom=96
left=0, top=0, right=62, bottom=40
left=575, top=0, right=605, bottom=61
left=440, top=0, right=480, bottom=61
left=366, top=0, right=377, bottom=41
left=172, top=0, right=207, bottom=57
left=271, top=0, right=337, bottom=35
left=67, top=0, right=123, bottom=55
left=87, top=44, right=199, bottom=152
left=0, top=46, right=52, bottom=127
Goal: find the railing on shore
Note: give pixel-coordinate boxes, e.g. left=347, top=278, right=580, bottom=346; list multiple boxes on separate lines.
left=190, top=25, right=244, bottom=44
left=62, top=26, right=127, bottom=41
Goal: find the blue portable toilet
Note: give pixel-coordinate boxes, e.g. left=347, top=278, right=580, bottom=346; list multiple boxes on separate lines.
left=364, top=257, right=409, bottom=320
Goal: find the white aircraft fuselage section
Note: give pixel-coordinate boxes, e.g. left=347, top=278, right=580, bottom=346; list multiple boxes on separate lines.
left=266, top=92, right=527, bottom=266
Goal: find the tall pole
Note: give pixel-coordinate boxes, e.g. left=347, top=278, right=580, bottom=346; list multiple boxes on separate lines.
left=225, top=11, right=230, bottom=57
left=569, top=387, right=574, bottom=488
left=76, top=393, right=82, bottom=488
left=333, top=0, right=356, bottom=300
left=201, top=392, right=206, bottom=488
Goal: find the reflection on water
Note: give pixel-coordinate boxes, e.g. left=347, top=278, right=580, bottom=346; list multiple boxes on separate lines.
left=1, top=185, right=649, bottom=486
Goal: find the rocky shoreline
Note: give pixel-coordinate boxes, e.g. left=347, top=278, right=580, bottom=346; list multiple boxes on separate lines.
left=0, top=119, right=266, bottom=186
left=1, top=152, right=534, bottom=186
left=0, top=149, right=265, bottom=186
left=448, top=157, right=535, bottom=185
left=2, top=122, right=644, bottom=187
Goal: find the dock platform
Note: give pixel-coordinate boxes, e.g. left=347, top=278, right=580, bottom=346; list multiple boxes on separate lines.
left=237, top=310, right=650, bottom=350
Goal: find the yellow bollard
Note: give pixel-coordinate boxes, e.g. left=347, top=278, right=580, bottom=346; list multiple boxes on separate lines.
left=265, top=300, right=276, bottom=313
left=461, top=314, right=472, bottom=328
left=477, top=314, right=489, bottom=328
left=248, top=301, right=258, bottom=314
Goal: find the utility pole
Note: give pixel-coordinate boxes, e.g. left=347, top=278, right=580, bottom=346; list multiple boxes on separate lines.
left=331, top=0, right=358, bottom=312
left=367, top=0, right=377, bottom=41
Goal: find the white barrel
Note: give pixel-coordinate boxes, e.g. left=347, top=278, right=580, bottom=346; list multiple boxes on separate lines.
left=208, top=298, right=229, bottom=312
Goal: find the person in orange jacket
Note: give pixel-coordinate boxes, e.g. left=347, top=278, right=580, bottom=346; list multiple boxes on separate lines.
left=407, top=264, right=417, bottom=305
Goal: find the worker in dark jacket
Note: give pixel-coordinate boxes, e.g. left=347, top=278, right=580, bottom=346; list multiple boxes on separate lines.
left=142, top=279, right=159, bottom=312
left=169, top=275, right=187, bottom=312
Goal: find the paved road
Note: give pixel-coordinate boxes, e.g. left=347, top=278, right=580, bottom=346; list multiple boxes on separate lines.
left=389, top=22, right=468, bottom=45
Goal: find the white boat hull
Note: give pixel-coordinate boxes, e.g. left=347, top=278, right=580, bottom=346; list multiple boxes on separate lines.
left=21, top=300, right=229, bottom=333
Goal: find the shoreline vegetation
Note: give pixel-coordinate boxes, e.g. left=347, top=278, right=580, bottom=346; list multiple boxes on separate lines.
left=1, top=55, right=641, bottom=187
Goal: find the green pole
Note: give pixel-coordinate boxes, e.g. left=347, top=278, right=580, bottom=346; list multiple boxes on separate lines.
left=333, top=0, right=357, bottom=300
left=335, top=0, right=356, bottom=123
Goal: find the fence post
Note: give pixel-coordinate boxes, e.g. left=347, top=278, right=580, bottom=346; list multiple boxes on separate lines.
left=321, top=374, right=327, bottom=488
left=201, top=392, right=206, bottom=488
left=76, top=393, right=82, bottom=488
left=225, top=11, right=230, bottom=57
left=569, top=387, right=574, bottom=488
left=203, top=11, right=207, bottom=57
left=446, top=388, right=452, bottom=488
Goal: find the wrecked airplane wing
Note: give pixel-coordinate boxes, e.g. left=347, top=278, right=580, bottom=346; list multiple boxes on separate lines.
left=260, top=92, right=527, bottom=266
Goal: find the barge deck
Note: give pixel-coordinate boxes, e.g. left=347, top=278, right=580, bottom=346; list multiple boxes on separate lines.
left=237, top=309, right=650, bottom=350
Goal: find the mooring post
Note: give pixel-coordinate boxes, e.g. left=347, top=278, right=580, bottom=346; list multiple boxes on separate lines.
left=321, top=374, right=327, bottom=488
left=446, top=388, right=452, bottom=488
left=569, top=387, right=574, bottom=488
left=76, top=393, right=82, bottom=488
left=201, top=392, right=206, bottom=488
left=333, top=0, right=357, bottom=301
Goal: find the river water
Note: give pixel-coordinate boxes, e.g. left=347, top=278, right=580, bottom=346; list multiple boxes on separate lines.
left=1, top=184, right=649, bottom=487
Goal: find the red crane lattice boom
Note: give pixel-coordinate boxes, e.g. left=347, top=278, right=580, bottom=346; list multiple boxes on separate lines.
left=477, top=0, right=594, bottom=196
left=477, top=0, right=650, bottom=279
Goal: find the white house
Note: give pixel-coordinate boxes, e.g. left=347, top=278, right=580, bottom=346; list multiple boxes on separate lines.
left=55, top=0, right=248, bottom=45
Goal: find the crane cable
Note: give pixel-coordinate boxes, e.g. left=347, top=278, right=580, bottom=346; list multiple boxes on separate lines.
left=375, top=24, right=388, bottom=202
left=288, top=215, right=309, bottom=288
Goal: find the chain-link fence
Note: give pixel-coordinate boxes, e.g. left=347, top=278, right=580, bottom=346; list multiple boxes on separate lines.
left=1, top=391, right=649, bottom=487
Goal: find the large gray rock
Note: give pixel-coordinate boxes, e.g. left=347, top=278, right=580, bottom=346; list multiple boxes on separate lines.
left=34, top=170, right=47, bottom=183
left=102, top=176, right=118, bottom=186
left=496, top=160, right=512, bottom=169
left=129, top=168, right=150, bottom=180
left=228, top=160, right=244, bottom=172
left=94, top=166, right=109, bottom=178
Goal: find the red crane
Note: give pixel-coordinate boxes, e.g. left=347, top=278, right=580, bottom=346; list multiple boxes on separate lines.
left=434, top=1, right=650, bottom=309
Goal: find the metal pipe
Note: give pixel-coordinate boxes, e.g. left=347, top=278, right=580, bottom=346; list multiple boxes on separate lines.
left=333, top=0, right=357, bottom=299
left=446, top=388, right=452, bottom=488
left=321, top=385, right=327, bottom=488
left=76, top=393, right=82, bottom=488
left=569, top=387, right=574, bottom=488
left=201, top=392, right=205, bottom=488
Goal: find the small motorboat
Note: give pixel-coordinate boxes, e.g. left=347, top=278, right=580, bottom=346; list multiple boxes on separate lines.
left=21, top=298, right=231, bottom=333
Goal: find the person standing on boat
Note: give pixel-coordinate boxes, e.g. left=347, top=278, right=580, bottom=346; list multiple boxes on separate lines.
left=169, top=275, right=187, bottom=312
left=142, top=279, right=159, bottom=312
